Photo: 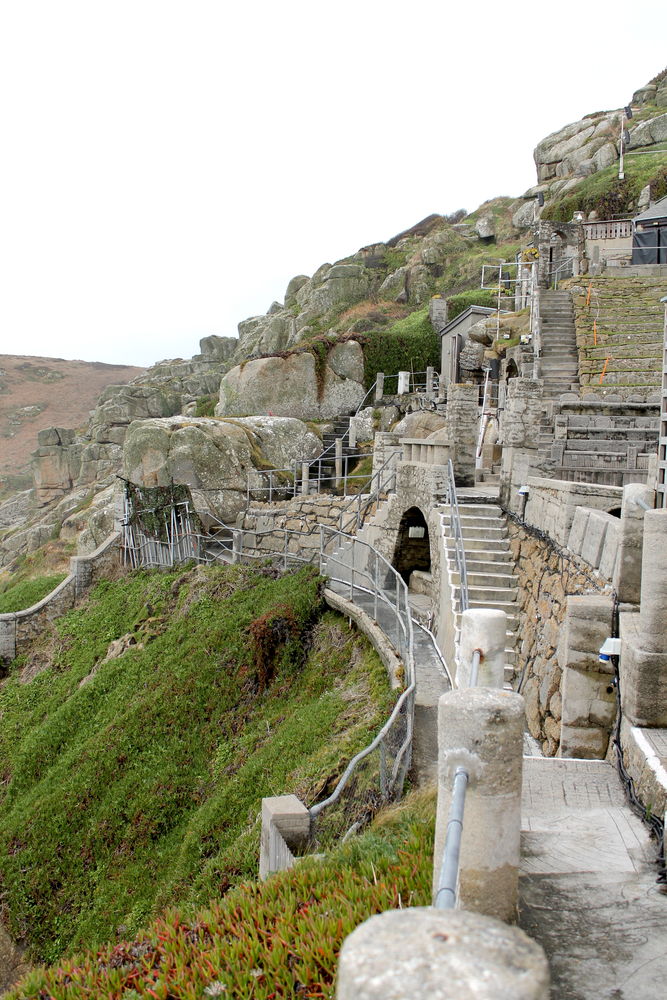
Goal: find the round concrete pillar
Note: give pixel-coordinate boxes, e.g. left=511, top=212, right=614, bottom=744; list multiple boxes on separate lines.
left=459, top=608, right=507, bottom=688
left=337, top=908, right=549, bottom=999
left=639, top=509, right=667, bottom=651
left=434, top=688, right=524, bottom=921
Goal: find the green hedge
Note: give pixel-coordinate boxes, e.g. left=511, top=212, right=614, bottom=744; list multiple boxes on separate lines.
left=362, top=308, right=440, bottom=389
left=445, top=289, right=499, bottom=322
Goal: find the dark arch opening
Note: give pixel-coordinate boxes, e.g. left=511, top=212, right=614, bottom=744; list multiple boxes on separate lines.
left=506, top=358, right=519, bottom=379
left=392, top=506, right=431, bottom=585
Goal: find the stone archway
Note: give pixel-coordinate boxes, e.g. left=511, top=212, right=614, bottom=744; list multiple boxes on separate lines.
left=392, top=506, right=431, bottom=585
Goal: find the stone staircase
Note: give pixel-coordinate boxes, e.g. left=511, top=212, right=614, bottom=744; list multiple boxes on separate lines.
left=539, top=289, right=580, bottom=399
left=440, top=501, right=519, bottom=685
left=305, top=415, right=354, bottom=492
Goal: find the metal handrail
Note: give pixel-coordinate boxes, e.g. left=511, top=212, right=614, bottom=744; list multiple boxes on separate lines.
left=337, top=448, right=401, bottom=533
left=446, top=458, right=469, bottom=613
left=551, top=256, right=576, bottom=289
left=435, top=648, right=481, bottom=910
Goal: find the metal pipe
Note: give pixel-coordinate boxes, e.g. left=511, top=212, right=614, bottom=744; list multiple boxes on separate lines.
left=469, top=648, right=481, bottom=687
left=435, top=766, right=469, bottom=909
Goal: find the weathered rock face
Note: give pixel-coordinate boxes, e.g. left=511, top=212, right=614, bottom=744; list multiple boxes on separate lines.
left=525, top=71, right=667, bottom=218
left=90, top=385, right=182, bottom=446
left=393, top=411, right=447, bottom=438
left=534, top=113, right=620, bottom=184
left=217, top=342, right=365, bottom=420
left=195, top=335, right=238, bottom=363
left=32, top=427, right=82, bottom=505
left=123, top=415, right=321, bottom=523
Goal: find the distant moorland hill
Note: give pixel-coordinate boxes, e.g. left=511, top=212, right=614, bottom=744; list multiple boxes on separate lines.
left=0, top=355, right=145, bottom=497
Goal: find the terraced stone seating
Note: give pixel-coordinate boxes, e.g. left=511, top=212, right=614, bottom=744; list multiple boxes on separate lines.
left=539, top=397, right=659, bottom=486
left=569, top=274, right=667, bottom=395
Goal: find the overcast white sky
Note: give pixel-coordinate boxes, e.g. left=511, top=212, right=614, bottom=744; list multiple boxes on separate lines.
left=1, top=1, right=665, bottom=368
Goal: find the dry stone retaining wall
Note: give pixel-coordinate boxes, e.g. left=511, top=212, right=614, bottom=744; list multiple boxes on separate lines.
left=508, top=518, right=607, bottom=756
left=0, top=533, right=120, bottom=663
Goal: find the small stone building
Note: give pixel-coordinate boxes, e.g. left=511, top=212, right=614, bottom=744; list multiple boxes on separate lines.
left=632, top=195, right=667, bottom=265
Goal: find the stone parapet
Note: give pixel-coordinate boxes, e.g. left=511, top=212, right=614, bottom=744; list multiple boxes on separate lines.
left=0, top=532, right=121, bottom=665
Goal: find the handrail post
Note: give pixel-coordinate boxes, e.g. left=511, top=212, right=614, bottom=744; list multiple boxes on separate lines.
left=434, top=689, right=524, bottom=921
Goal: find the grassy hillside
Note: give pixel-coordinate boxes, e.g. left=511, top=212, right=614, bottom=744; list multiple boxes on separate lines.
left=0, top=563, right=395, bottom=964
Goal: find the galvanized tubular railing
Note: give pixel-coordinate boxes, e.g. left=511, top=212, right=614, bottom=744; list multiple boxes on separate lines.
left=446, top=458, right=469, bottom=613
left=337, top=448, right=401, bottom=533
left=435, top=647, right=481, bottom=910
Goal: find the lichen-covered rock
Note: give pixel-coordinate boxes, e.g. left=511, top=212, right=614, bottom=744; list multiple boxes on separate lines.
left=123, top=415, right=321, bottom=523
left=393, top=411, right=447, bottom=438
left=90, top=385, right=182, bottom=445
left=217, top=343, right=365, bottom=420
left=378, top=267, right=409, bottom=302
left=475, top=214, right=495, bottom=239
left=196, top=335, right=237, bottom=362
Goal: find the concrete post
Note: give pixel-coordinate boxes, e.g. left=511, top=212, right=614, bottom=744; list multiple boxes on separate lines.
left=619, top=507, right=667, bottom=726
left=397, top=371, right=410, bottom=395
left=348, top=421, right=357, bottom=450
left=612, top=483, right=654, bottom=604
left=259, top=794, right=310, bottom=880
left=0, top=615, right=17, bottom=663
left=335, top=438, right=343, bottom=489
left=337, top=908, right=549, bottom=1000
left=458, top=608, right=507, bottom=688
left=446, top=384, right=478, bottom=487
left=426, top=366, right=434, bottom=395
left=434, top=688, right=524, bottom=921
left=375, top=373, right=385, bottom=401
left=301, top=462, right=310, bottom=496
left=638, top=509, right=667, bottom=651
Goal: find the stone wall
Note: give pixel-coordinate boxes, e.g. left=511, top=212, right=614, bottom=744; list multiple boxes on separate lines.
left=0, top=532, right=121, bottom=663
left=507, top=517, right=608, bottom=755
left=238, top=496, right=356, bottom=561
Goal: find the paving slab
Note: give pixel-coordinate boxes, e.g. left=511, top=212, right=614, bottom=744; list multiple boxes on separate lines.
left=519, top=757, right=667, bottom=999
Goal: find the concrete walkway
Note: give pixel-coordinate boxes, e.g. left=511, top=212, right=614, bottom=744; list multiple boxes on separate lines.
left=519, top=757, right=667, bottom=999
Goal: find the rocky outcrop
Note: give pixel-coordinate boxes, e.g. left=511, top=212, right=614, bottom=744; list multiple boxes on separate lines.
left=217, top=342, right=365, bottom=420
left=123, top=415, right=321, bottom=523
left=90, top=385, right=182, bottom=446
left=524, top=70, right=667, bottom=221
left=32, top=427, right=82, bottom=505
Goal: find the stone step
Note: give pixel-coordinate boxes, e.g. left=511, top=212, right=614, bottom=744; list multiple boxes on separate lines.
left=441, top=514, right=506, bottom=530
left=462, top=550, right=515, bottom=566
left=444, top=535, right=510, bottom=551
left=467, top=585, right=519, bottom=603
left=451, top=570, right=518, bottom=588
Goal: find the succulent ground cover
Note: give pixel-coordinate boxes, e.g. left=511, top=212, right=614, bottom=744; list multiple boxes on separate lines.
left=7, top=789, right=435, bottom=1000
left=0, top=563, right=395, bottom=965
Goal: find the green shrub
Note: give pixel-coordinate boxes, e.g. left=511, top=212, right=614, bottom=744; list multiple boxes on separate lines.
left=362, top=308, right=440, bottom=389
left=195, top=395, right=216, bottom=417
left=446, top=289, right=500, bottom=322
